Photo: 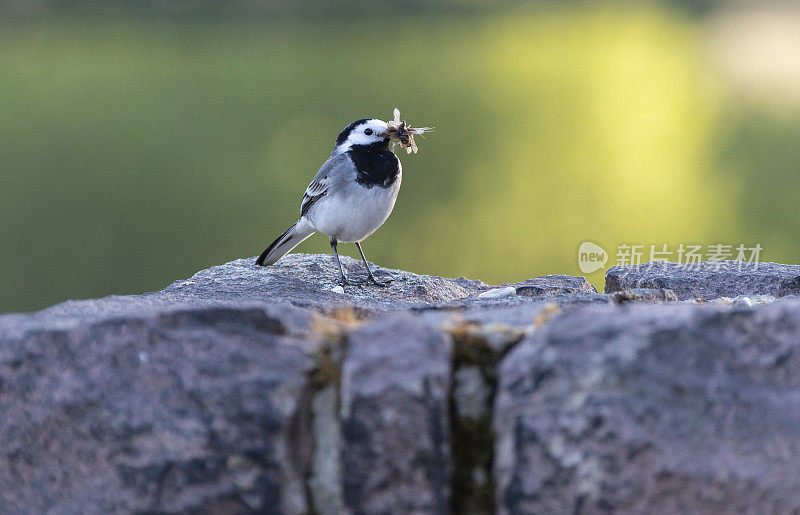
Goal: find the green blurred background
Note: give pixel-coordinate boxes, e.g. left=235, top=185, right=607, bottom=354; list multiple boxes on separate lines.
left=2, top=1, right=799, bottom=313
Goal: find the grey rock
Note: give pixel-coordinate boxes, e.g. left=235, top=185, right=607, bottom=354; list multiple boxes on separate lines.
left=606, top=260, right=800, bottom=300
left=610, top=287, right=679, bottom=304
left=502, top=274, right=597, bottom=297
left=0, top=297, right=320, bottom=348
left=0, top=254, right=596, bottom=513
left=7, top=253, right=800, bottom=513
left=475, top=275, right=595, bottom=299
left=0, top=304, right=315, bottom=513
left=172, top=255, right=477, bottom=312
left=495, top=297, right=800, bottom=514
left=478, top=287, right=517, bottom=299
left=706, top=294, right=777, bottom=307
left=453, top=365, right=492, bottom=420
left=429, top=293, right=614, bottom=329
left=309, top=385, right=344, bottom=515
left=169, top=256, right=596, bottom=314
left=340, top=314, right=452, bottom=514
left=429, top=291, right=609, bottom=314
left=6, top=254, right=596, bottom=321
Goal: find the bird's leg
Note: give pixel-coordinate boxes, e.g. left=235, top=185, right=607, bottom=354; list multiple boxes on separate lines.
left=355, top=242, right=392, bottom=287
left=330, top=237, right=349, bottom=286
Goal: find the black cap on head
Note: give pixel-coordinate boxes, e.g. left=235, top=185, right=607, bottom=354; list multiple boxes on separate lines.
left=335, top=118, right=369, bottom=146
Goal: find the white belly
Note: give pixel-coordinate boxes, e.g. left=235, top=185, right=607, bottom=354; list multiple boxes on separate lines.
left=306, top=175, right=401, bottom=242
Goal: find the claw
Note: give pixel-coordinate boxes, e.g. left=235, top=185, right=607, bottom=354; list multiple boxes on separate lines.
left=349, top=274, right=392, bottom=287
left=367, top=274, right=393, bottom=287
left=353, top=243, right=394, bottom=287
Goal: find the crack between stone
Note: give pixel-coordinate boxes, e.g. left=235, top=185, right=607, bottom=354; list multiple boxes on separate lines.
left=305, top=328, right=348, bottom=515
left=447, top=321, right=525, bottom=514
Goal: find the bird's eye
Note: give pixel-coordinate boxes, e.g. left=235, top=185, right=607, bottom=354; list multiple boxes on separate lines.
left=364, top=128, right=373, bottom=135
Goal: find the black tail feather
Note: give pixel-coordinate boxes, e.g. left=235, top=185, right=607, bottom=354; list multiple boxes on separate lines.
left=256, top=224, right=294, bottom=266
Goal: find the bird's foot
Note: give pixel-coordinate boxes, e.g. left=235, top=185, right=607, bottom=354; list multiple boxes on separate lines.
left=337, top=275, right=351, bottom=287
left=360, top=273, right=393, bottom=287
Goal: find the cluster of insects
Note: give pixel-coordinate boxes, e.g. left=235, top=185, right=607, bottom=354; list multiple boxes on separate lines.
left=386, top=108, right=432, bottom=154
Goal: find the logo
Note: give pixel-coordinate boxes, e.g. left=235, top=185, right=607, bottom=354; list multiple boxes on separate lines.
left=578, top=241, right=608, bottom=274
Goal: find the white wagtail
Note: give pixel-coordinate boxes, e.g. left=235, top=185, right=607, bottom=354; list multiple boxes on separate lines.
left=255, top=114, right=428, bottom=286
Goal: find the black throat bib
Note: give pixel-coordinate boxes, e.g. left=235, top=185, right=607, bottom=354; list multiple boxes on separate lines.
left=348, top=142, right=400, bottom=189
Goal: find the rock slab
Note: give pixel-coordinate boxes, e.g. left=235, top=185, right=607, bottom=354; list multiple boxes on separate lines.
left=0, top=304, right=315, bottom=513
left=3, top=254, right=800, bottom=513
left=340, top=315, right=452, bottom=514
left=495, top=298, right=800, bottom=513
left=606, top=260, right=800, bottom=300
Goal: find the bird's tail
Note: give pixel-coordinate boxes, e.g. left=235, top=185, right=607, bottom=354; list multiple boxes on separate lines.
left=255, top=218, right=315, bottom=266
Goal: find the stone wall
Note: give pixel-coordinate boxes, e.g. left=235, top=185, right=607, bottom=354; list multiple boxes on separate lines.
left=2, top=255, right=800, bottom=513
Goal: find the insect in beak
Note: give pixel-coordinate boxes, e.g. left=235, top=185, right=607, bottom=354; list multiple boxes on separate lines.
left=385, top=108, right=433, bottom=154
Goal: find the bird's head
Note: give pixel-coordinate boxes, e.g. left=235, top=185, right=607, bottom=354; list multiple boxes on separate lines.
left=333, top=118, right=390, bottom=154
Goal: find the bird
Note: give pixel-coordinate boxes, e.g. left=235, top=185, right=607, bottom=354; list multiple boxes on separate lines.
left=255, top=116, right=407, bottom=286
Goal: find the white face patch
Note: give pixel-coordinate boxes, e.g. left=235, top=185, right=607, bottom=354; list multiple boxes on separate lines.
left=334, top=119, right=389, bottom=153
